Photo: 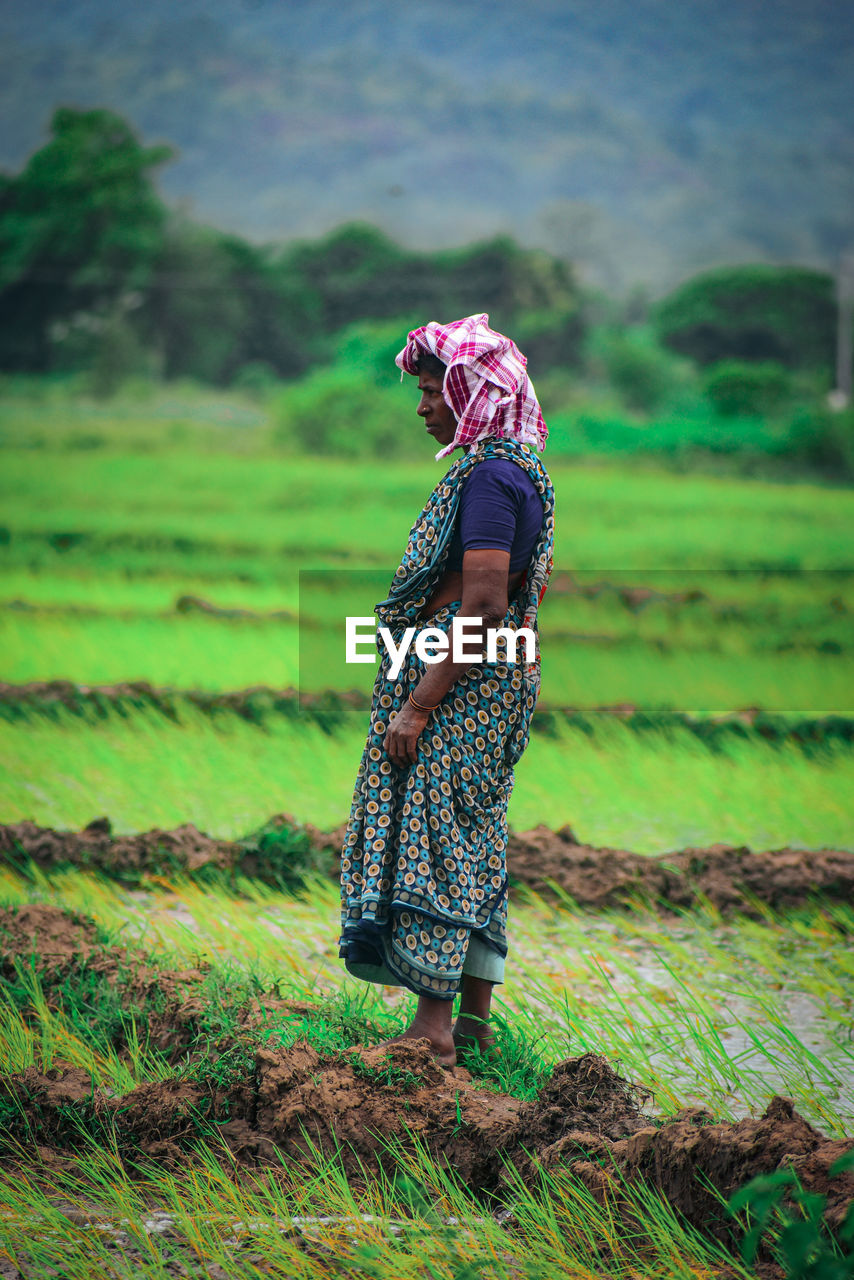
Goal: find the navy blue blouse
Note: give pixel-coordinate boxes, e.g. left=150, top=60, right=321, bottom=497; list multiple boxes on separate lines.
left=445, top=458, right=544, bottom=573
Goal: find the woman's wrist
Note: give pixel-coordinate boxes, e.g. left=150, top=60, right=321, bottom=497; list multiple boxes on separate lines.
left=408, top=690, right=438, bottom=713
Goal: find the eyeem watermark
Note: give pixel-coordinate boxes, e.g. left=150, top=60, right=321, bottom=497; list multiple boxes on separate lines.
left=346, top=616, right=536, bottom=679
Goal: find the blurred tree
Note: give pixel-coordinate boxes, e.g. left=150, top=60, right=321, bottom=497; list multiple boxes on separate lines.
left=279, top=224, right=407, bottom=333
left=597, top=329, right=677, bottom=414
left=433, top=236, right=581, bottom=340
left=0, top=110, right=587, bottom=385
left=512, top=306, right=585, bottom=375
left=88, top=310, right=151, bottom=399
left=0, top=107, right=172, bottom=370
left=278, top=225, right=585, bottom=369
left=145, top=222, right=319, bottom=384
left=785, top=403, right=854, bottom=479
left=655, top=265, right=837, bottom=370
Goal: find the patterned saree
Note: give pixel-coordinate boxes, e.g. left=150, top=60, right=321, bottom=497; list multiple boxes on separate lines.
left=339, top=438, right=555, bottom=999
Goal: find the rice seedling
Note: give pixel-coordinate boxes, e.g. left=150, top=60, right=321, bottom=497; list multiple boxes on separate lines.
left=0, top=976, right=173, bottom=1094
left=0, top=608, right=302, bottom=689
left=2, top=700, right=850, bottom=849
left=0, top=1134, right=762, bottom=1279
left=3, top=441, right=853, bottom=574
left=0, top=566, right=301, bottom=613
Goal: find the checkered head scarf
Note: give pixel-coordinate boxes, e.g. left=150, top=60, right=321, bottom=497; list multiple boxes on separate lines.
left=395, top=313, right=548, bottom=461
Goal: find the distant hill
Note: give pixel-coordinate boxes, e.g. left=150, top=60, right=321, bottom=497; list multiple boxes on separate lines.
left=2, top=0, right=853, bottom=292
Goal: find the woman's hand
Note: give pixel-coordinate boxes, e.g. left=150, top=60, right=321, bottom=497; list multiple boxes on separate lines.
left=384, top=701, right=431, bottom=767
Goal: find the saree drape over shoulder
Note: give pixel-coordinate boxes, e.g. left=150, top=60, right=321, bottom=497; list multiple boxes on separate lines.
left=339, top=437, right=555, bottom=999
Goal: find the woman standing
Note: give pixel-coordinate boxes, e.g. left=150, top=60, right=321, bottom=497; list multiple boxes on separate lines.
left=339, top=314, right=554, bottom=1065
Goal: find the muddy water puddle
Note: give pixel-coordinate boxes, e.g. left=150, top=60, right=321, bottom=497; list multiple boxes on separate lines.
left=0, top=1209, right=493, bottom=1280
left=514, top=915, right=854, bottom=1121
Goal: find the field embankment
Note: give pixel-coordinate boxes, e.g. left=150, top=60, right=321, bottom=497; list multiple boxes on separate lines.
left=2, top=814, right=854, bottom=917
left=4, top=679, right=854, bottom=755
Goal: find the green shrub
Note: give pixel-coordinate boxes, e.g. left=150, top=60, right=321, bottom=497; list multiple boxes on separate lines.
left=598, top=329, right=685, bottom=414
left=511, top=305, right=585, bottom=373
left=271, top=364, right=417, bottom=457
left=703, top=360, right=791, bottom=418
left=236, top=815, right=335, bottom=888
left=785, top=404, right=854, bottom=480
left=332, top=316, right=421, bottom=385
left=230, top=360, right=280, bottom=400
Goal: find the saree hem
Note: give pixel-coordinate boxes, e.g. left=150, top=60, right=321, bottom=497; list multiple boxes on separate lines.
left=341, top=880, right=508, bottom=939
left=341, top=926, right=505, bottom=997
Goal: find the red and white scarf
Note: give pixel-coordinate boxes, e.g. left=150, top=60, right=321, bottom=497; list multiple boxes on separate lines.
left=395, top=313, right=548, bottom=461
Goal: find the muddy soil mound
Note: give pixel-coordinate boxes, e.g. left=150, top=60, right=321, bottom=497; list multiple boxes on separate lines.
left=248, top=1040, right=523, bottom=1187
left=531, top=1093, right=854, bottom=1240
left=1, top=1042, right=522, bottom=1186
left=0, top=902, right=102, bottom=969
left=0, top=813, right=337, bottom=887
left=3, top=1044, right=852, bottom=1244
left=612, top=1096, right=854, bottom=1237
left=0, top=816, right=237, bottom=879
left=0, top=904, right=317, bottom=1058
left=505, top=824, right=854, bottom=913
left=517, top=1054, right=652, bottom=1144
left=3, top=816, right=853, bottom=915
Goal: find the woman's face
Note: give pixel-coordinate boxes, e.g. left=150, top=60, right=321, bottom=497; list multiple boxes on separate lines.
left=416, top=370, right=457, bottom=447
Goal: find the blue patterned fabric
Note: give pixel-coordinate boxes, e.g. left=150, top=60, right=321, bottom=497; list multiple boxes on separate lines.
left=339, top=439, right=555, bottom=999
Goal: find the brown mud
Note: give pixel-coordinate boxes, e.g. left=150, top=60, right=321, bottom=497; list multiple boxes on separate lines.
left=1, top=905, right=852, bottom=1248
left=504, top=823, right=854, bottom=913
left=2, top=814, right=853, bottom=916
left=4, top=1044, right=852, bottom=1245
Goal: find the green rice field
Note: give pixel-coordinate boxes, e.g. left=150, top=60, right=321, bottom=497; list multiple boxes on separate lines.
left=1, top=392, right=852, bottom=1278
left=1, top=704, right=851, bottom=850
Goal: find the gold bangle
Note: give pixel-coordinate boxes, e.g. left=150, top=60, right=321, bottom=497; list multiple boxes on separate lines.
left=409, top=691, right=439, bottom=712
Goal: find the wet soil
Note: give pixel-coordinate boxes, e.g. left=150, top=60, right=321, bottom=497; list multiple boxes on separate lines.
left=504, top=823, right=854, bottom=913
left=3, top=1043, right=852, bottom=1245
left=0, top=816, right=238, bottom=882
left=3, top=814, right=852, bottom=915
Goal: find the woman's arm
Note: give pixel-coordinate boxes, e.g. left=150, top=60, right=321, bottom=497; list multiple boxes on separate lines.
left=383, top=548, right=511, bottom=767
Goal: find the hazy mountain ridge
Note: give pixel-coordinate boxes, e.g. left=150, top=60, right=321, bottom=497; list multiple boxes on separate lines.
left=2, top=0, right=852, bottom=291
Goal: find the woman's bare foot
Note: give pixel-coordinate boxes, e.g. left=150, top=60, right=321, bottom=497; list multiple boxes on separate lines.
left=454, top=975, right=498, bottom=1061
left=453, top=1014, right=498, bottom=1061
left=376, top=994, right=457, bottom=1066
left=378, top=1023, right=457, bottom=1067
